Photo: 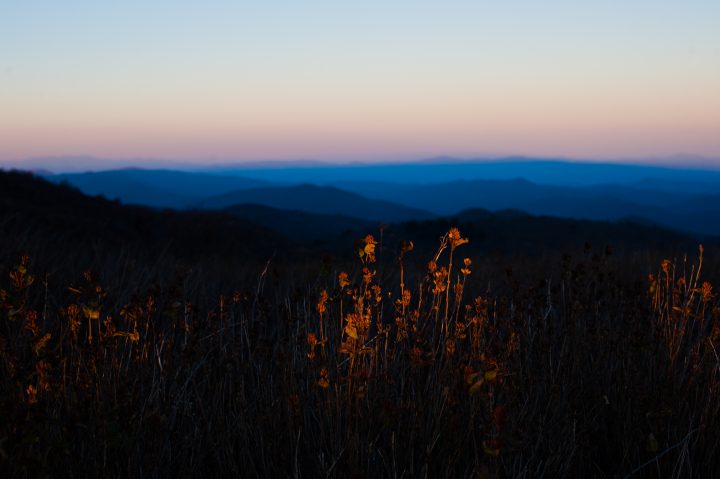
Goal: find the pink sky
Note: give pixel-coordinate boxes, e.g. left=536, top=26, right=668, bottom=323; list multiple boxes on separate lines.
left=2, top=1, right=719, bottom=165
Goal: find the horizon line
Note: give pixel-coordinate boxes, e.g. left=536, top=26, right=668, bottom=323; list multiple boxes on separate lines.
left=3, top=152, right=720, bottom=171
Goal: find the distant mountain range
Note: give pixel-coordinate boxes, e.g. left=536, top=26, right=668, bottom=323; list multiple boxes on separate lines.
left=46, top=169, right=269, bottom=208
left=331, top=179, right=720, bottom=235
left=198, top=184, right=434, bottom=223
left=9, top=158, right=717, bottom=237
left=212, top=158, right=720, bottom=188
left=6, top=154, right=720, bottom=179
left=0, top=170, right=704, bottom=260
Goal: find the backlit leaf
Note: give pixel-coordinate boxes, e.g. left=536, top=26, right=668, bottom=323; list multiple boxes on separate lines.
left=83, top=307, right=100, bottom=321
left=345, top=324, right=358, bottom=340
left=469, top=379, right=484, bottom=395
left=33, top=333, right=51, bottom=355
left=465, top=371, right=481, bottom=385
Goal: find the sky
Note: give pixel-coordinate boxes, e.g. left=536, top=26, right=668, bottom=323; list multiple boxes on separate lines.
left=1, top=0, right=719, bottom=166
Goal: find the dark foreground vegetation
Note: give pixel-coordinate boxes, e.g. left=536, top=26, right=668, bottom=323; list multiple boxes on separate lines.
left=2, top=170, right=720, bottom=478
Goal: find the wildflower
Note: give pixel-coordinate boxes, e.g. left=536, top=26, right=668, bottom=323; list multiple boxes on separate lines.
left=400, top=289, right=411, bottom=307
left=9, top=257, right=34, bottom=289
left=461, top=257, right=472, bottom=276
left=316, top=290, right=329, bottom=315
left=448, top=227, right=469, bottom=250
left=26, top=384, right=38, bottom=405
left=395, top=317, right=409, bottom=341
left=464, top=366, right=480, bottom=385
left=465, top=366, right=484, bottom=395
left=433, top=267, right=449, bottom=294
left=307, top=333, right=318, bottom=360
left=36, top=360, right=50, bottom=391
left=66, top=304, right=81, bottom=336
left=661, top=259, right=671, bottom=274
left=456, top=320, right=467, bottom=339
left=345, top=313, right=360, bottom=340
left=362, top=267, right=375, bottom=286
left=701, top=282, right=713, bottom=302
left=24, top=310, right=39, bottom=336
left=445, top=338, right=456, bottom=356
left=83, top=306, right=100, bottom=321
left=399, top=240, right=414, bottom=256
left=647, top=274, right=657, bottom=295
left=32, top=333, right=51, bottom=356
left=371, top=285, right=382, bottom=304
left=358, top=234, right=378, bottom=263
left=318, top=368, right=330, bottom=389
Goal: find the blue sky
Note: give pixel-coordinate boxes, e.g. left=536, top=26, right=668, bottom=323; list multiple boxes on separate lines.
left=1, top=0, right=719, bottom=164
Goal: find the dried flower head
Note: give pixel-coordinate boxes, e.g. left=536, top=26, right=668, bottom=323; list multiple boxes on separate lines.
left=448, top=228, right=469, bottom=250
left=316, top=289, right=329, bottom=315
left=702, top=281, right=713, bottom=302
left=661, top=259, right=671, bottom=274
left=362, top=267, right=375, bottom=286
left=318, top=368, right=330, bottom=389
left=26, top=384, right=38, bottom=405
left=358, top=234, right=378, bottom=263
left=461, top=257, right=472, bottom=276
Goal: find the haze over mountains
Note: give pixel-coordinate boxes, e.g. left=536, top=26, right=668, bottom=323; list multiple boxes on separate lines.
left=0, top=169, right=701, bottom=260
left=7, top=157, right=720, bottom=238
left=45, top=169, right=269, bottom=209
left=199, top=184, right=433, bottom=222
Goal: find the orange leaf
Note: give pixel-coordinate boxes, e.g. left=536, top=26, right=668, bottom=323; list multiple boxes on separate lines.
left=468, top=379, right=484, bottom=395
left=345, top=324, right=358, bottom=340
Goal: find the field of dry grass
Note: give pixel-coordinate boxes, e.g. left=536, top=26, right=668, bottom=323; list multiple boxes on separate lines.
left=2, top=222, right=719, bottom=478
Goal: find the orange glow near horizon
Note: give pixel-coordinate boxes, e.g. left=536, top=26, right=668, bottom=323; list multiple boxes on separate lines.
left=1, top=1, right=719, bottom=164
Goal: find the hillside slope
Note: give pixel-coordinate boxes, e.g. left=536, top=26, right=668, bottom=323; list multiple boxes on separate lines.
left=0, top=171, right=286, bottom=286
left=46, top=169, right=268, bottom=208
left=199, top=184, right=435, bottom=223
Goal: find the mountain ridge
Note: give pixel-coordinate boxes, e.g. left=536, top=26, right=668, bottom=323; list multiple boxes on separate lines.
left=198, top=183, right=435, bottom=223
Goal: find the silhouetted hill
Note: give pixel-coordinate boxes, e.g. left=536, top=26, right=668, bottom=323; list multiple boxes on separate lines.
left=199, top=184, right=435, bottom=223
left=376, top=207, right=702, bottom=260
left=46, top=169, right=268, bottom=208
left=221, top=203, right=375, bottom=242
left=334, top=179, right=720, bottom=235
left=0, top=171, right=286, bottom=284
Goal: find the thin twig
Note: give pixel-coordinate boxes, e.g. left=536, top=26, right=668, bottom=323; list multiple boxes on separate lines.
left=623, top=427, right=700, bottom=479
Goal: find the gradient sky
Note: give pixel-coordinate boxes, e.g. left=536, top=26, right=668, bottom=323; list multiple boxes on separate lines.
left=1, top=0, right=719, bottom=165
